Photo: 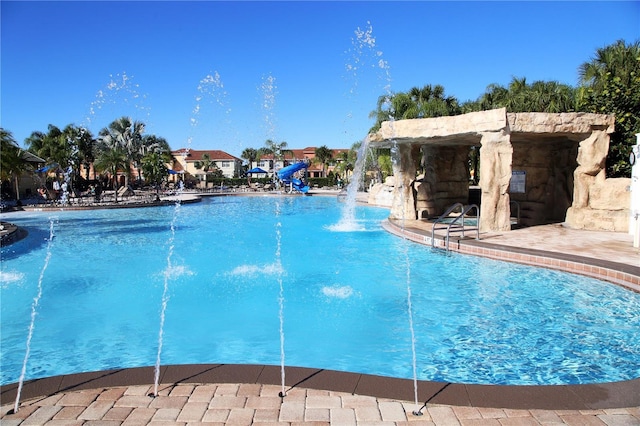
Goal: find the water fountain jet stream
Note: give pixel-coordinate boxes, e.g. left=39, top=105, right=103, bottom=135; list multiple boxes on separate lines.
left=258, top=74, right=288, bottom=395
left=331, top=136, right=370, bottom=231
left=333, top=21, right=391, bottom=230
left=391, top=139, right=422, bottom=414
left=261, top=75, right=288, bottom=395
left=152, top=186, right=182, bottom=397
left=152, top=71, right=229, bottom=394
left=353, top=19, right=423, bottom=411
left=12, top=220, right=55, bottom=413
left=86, top=72, right=151, bottom=131
left=275, top=203, right=286, bottom=397
left=189, top=71, right=236, bottom=155
left=336, top=23, right=422, bottom=411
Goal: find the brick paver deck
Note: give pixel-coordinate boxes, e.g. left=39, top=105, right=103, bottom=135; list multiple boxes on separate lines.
left=3, top=382, right=640, bottom=425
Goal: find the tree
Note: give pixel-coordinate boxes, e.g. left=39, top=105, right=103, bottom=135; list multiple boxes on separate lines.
left=141, top=150, right=171, bottom=198
left=578, top=39, right=640, bottom=177
left=369, top=84, right=461, bottom=132
left=138, top=135, right=170, bottom=185
left=193, top=153, right=220, bottom=183
left=462, top=83, right=509, bottom=112
left=25, top=124, right=71, bottom=170
left=98, top=117, right=145, bottom=188
left=466, top=77, right=577, bottom=113
left=194, top=153, right=215, bottom=172
left=25, top=123, right=93, bottom=193
left=75, top=128, right=96, bottom=181
left=314, top=145, right=334, bottom=178
left=94, top=146, right=128, bottom=202
left=258, top=139, right=292, bottom=176
left=1, top=128, right=33, bottom=202
left=333, top=148, right=357, bottom=182
left=376, top=150, right=393, bottom=181
left=240, top=147, right=258, bottom=170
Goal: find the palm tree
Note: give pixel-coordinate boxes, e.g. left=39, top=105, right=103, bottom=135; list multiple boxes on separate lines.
left=469, top=77, right=577, bottom=113
left=579, top=39, right=639, bottom=92
left=195, top=153, right=215, bottom=175
left=98, top=117, right=145, bottom=188
left=528, top=80, right=576, bottom=113
left=25, top=125, right=71, bottom=170
left=194, top=152, right=221, bottom=185
left=369, top=84, right=461, bottom=132
left=241, top=147, right=258, bottom=170
left=141, top=150, right=171, bottom=199
left=1, top=129, right=33, bottom=202
left=473, top=83, right=509, bottom=111
left=333, top=149, right=356, bottom=183
left=74, top=128, right=96, bottom=181
left=138, top=135, right=170, bottom=185
left=194, top=153, right=215, bottom=173
left=24, top=123, right=94, bottom=195
left=314, top=145, right=333, bottom=178
left=578, top=39, right=640, bottom=177
left=94, top=147, right=128, bottom=202
left=258, top=139, right=292, bottom=177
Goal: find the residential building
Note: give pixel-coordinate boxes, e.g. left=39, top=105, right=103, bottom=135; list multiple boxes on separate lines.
left=170, top=149, right=243, bottom=183
left=251, top=147, right=351, bottom=178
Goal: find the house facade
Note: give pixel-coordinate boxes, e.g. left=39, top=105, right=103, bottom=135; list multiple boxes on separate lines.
left=169, top=149, right=243, bottom=183
left=251, top=147, right=350, bottom=178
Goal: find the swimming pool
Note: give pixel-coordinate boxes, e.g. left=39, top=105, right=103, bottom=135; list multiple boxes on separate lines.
left=1, top=195, right=639, bottom=386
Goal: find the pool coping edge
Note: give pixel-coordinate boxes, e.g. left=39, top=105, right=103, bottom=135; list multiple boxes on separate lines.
left=1, top=364, right=639, bottom=411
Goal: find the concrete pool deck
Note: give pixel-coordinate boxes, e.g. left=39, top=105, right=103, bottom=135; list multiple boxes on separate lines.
left=1, top=196, right=639, bottom=424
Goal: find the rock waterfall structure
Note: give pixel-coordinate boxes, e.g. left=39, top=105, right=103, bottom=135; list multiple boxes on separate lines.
left=369, top=108, right=627, bottom=232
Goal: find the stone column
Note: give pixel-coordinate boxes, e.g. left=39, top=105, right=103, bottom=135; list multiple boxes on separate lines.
left=479, top=130, right=512, bottom=232
left=568, top=130, right=609, bottom=209
left=390, top=143, right=418, bottom=220
left=565, top=129, right=613, bottom=229
left=415, top=146, right=437, bottom=218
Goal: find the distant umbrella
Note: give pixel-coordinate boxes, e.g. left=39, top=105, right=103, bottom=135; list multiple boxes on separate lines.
left=35, top=163, right=58, bottom=173
left=246, top=167, right=268, bottom=174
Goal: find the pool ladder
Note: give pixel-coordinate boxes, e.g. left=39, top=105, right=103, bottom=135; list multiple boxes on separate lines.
left=431, top=203, right=480, bottom=250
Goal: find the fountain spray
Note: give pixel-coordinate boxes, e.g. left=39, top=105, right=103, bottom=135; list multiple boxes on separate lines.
left=260, top=73, right=288, bottom=396
left=12, top=220, right=55, bottom=414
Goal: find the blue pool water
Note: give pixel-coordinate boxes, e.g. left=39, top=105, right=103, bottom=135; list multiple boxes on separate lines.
left=1, top=195, right=639, bottom=386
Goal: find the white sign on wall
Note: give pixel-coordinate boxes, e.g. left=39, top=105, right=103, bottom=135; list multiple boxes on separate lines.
left=510, top=170, right=526, bottom=193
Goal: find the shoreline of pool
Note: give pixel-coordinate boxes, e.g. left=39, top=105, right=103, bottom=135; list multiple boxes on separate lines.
left=2, top=364, right=639, bottom=412
left=382, top=219, right=640, bottom=294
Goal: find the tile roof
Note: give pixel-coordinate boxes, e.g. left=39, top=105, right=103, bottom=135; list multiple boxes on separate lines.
left=257, top=147, right=351, bottom=160
left=172, top=149, right=241, bottom=161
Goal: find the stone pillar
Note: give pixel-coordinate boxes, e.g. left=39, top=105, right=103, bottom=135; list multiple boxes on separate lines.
left=415, top=146, right=437, bottom=218
left=479, top=130, right=512, bottom=232
left=565, top=129, right=612, bottom=229
left=390, top=143, right=418, bottom=220
left=570, top=130, right=609, bottom=209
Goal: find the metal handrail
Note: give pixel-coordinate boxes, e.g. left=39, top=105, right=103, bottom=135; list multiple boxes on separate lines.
left=431, top=203, right=480, bottom=250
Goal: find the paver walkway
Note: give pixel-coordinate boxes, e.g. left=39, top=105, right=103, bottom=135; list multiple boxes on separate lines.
left=2, top=383, right=640, bottom=425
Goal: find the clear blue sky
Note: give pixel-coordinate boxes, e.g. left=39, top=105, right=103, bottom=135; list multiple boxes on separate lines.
left=2, top=1, right=638, bottom=158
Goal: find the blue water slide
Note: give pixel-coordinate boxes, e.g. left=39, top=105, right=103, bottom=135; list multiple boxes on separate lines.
left=277, top=162, right=309, bottom=193
left=277, top=162, right=308, bottom=180
left=291, top=178, right=310, bottom=193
